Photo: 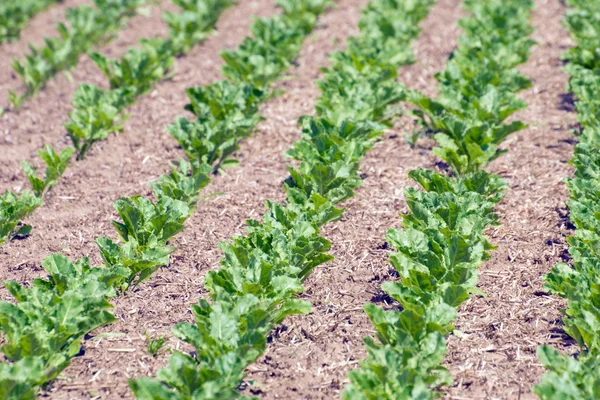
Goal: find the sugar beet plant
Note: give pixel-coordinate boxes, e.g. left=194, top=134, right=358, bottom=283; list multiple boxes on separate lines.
left=0, top=145, right=74, bottom=245
left=128, top=0, right=438, bottom=398
left=533, top=1, right=600, bottom=398
left=8, top=0, right=145, bottom=108
left=0, top=0, right=332, bottom=397
left=0, top=0, right=60, bottom=43
left=343, top=1, right=534, bottom=398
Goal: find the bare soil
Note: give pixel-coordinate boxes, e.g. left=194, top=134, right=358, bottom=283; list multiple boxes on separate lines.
left=0, top=0, right=578, bottom=399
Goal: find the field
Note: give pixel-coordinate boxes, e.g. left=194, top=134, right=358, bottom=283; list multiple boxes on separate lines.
left=0, top=0, right=596, bottom=399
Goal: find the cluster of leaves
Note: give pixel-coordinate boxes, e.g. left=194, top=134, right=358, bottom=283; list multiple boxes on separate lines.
left=128, top=0, right=437, bottom=398
left=0, top=0, right=332, bottom=397
left=165, top=0, right=235, bottom=55
left=0, top=145, right=74, bottom=245
left=9, top=0, right=145, bottom=108
left=66, top=0, right=234, bottom=161
left=534, top=1, right=600, bottom=397
left=0, top=0, right=59, bottom=43
left=409, top=0, right=534, bottom=175
left=168, top=0, right=333, bottom=177
left=344, top=1, right=534, bottom=398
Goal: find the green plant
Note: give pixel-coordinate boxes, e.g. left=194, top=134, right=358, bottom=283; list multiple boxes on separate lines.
left=145, top=332, right=167, bottom=357
left=9, top=0, right=145, bottom=107
left=0, top=0, right=60, bottom=43
left=20, top=145, right=74, bottom=197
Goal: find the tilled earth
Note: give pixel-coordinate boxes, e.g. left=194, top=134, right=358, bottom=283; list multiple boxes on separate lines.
left=0, top=0, right=576, bottom=399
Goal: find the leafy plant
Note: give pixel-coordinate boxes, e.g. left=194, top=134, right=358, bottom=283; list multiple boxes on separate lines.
left=408, top=0, right=533, bottom=176
left=164, top=0, right=235, bottom=55
left=534, top=2, right=600, bottom=395
left=9, top=0, right=145, bottom=107
left=0, top=190, right=42, bottom=245
left=345, top=0, right=533, bottom=398
left=20, top=145, right=74, bottom=197
left=65, top=85, right=133, bottom=160
left=129, top=0, right=441, bottom=398
left=145, top=332, right=167, bottom=357
left=90, top=38, right=175, bottom=98
left=0, top=0, right=59, bottom=43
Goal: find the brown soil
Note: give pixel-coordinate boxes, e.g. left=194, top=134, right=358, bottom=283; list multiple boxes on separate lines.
left=0, top=0, right=578, bottom=399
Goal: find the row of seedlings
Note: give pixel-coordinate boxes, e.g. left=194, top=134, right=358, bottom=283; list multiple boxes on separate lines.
left=0, top=0, right=234, bottom=246
left=0, top=1, right=332, bottom=398
left=129, top=0, right=437, bottom=397
left=0, top=0, right=59, bottom=43
left=534, top=0, right=600, bottom=397
left=66, top=0, right=237, bottom=160
left=8, top=0, right=145, bottom=108
left=344, top=0, right=535, bottom=398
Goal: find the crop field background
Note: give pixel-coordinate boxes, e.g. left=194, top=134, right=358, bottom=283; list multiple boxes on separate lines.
left=0, top=0, right=594, bottom=399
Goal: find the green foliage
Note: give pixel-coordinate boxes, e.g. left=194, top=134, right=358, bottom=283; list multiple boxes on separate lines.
left=0, top=254, right=125, bottom=396
left=535, top=346, right=600, bottom=399
left=145, top=332, right=167, bottom=357
left=409, top=0, right=533, bottom=175
left=220, top=0, right=331, bottom=91
left=91, top=38, right=175, bottom=98
left=20, top=145, right=74, bottom=197
left=561, top=0, right=600, bottom=72
left=2, top=0, right=330, bottom=395
left=164, top=0, right=235, bottom=55
left=345, top=0, right=532, bottom=398
left=9, top=0, right=144, bottom=107
left=66, top=0, right=232, bottom=161
left=0, top=191, right=42, bottom=245
left=0, top=145, right=72, bottom=244
left=65, top=84, right=134, bottom=160
left=130, top=0, right=437, bottom=398
left=534, top=4, right=600, bottom=393
left=0, top=0, right=59, bottom=43
left=169, top=81, right=264, bottom=173
left=96, top=195, right=189, bottom=287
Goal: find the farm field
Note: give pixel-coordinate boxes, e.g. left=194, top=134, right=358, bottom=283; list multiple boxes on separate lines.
left=0, top=0, right=594, bottom=399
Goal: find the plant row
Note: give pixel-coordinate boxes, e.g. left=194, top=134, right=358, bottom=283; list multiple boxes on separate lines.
left=8, top=0, right=145, bottom=109
left=0, top=0, right=59, bottom=43
left=0, top=0, right=234, bottom=246
left=128, top=0, right=437, bottom=398
left=534, top=0, right=600, bottom=398
left=0, top=1, right=332, bottom=398
left=343, top=0, right=534, bottom=398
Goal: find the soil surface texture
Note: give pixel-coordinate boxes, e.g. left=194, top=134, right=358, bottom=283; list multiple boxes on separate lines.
left=0, top=0, right=577, bottom=399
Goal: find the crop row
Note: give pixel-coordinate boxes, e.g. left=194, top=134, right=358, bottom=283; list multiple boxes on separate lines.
left=0, top=0, right=59, bottom=44
left=0, top=0, right=234, bottom=246
left=0, top=0, right=332, bottom=397
left=344, top=0, right=535, bottom=398
left=8, top=0, right=147, bottom=109
left=128, top=0, right=437, bottom=398
left=534, top=0, right=600, bottom=398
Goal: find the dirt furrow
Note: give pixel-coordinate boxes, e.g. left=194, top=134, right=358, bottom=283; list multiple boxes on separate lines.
left=244, top=0, right=464, bottom=398
left=442, top=0, right=576, bottom=398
